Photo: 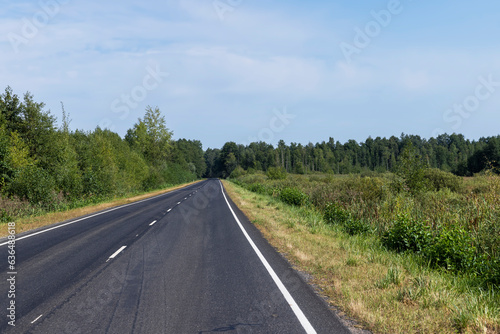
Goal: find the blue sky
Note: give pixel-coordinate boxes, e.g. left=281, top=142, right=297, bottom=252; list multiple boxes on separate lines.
left=1, top=0, right=500, bottom=149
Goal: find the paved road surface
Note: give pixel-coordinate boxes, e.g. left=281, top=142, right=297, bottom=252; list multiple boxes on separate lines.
left=0, top=179, right=350, bottom=333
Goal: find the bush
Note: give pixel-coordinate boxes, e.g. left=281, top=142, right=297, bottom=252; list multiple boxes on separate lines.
left=357, top=176, right=387, bottom=201
left=142, top=167, right=162, bottom=191
left=424, top=227, right=479, bottom=273
left=381, top=217, right=432, bottom=254
left=323, top=202, right=350, bottom=225
left=382, top=218, right=492, bottom=278
left=8, top=165, right=55, bottom=207
left=481, top=258, right=500, bottom=286
left=323, top=202, right=368, bottom=235
left=230, top=166, right=246, bottom=179
left=279, top=187, right=308, bottom=206
left=247, top=183, right=273, bottom=196
left=162, top=163, right=196, bottom=185
left=343, top=219, right=370, bottom=235
left=82, top=167, right=115, bottom=196
left=394, top=144, right=429, bottom=193
left=267, top=166, right=287, bottom=180
left=424, top=168, right=463, bottom=192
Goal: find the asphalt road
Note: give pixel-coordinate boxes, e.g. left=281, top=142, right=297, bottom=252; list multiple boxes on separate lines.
left=0, top=179, right=351, bottom=334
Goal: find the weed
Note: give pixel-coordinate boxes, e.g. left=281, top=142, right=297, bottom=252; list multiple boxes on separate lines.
left=346, top=257, right=360, bottom=267
left=452, top=307, right=473, bottom=333
left=376, top=267, right=402, bottom=289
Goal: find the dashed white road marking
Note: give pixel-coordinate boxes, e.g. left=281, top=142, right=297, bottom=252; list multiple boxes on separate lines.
left=0, top=183, right=201, bottom=247
left=31, top=314, right=43, bottom=323
left=149, top=220, right=157, bottom=226
left=107, top=246, right=127, bottom=262
left=177, top=202, right=181, bottom=205
left=167, top=208, right=172, bottom=212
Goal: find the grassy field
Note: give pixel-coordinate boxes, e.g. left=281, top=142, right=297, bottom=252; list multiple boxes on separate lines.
left=0, top=180, right=202, bottom=238
left=223, top=172, right=500, bottom=333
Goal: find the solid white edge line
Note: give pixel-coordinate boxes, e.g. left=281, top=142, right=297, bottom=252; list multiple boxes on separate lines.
left=31, top=314, right=43, bottom=323
left=107, top=246, right=127, bottom=261
left=149, top=220, right=157, bottom=226
left=0, top=184, right=199, bottom=247
left=219, top=181, right=317, bottom=334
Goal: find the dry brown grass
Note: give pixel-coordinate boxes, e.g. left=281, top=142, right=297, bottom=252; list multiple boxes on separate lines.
left=0, top=181, right=202, bottom=237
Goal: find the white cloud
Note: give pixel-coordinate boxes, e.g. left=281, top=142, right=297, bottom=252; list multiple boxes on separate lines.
left=1, top=0, right=500, bottom=148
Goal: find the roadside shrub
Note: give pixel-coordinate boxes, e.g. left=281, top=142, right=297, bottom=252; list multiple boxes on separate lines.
left=279, top=187, right=308, bottom=206
left=82, top=167, right=116, bottom=196
left=142, top=167, right=162, bottom=191
left=8, top=165, right=55, bottom=207
left=230, top=166, right=246, bottom=179
left=424, top=227, right=479, bottom=273
left=267, top=166, right=287, bottom=180
left=482, top=258, right=500, bottom=286
left=394, top=144, right=429, bottom=194
left=323, top=202, right=350, bottom=225
left=381, top=217, right=432, bottom=254
left=343, top=219, right=370, bottom=235
left=162, top=163, right=196, bottom=184
left=357, top=176, right=387, bottom=201
left=424, top=168, right=463, bottom=192
left=248, top=183, right=273, bottom=196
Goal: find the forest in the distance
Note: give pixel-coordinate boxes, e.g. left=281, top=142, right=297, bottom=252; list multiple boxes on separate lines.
left=1, top=87, right=499, bottom=220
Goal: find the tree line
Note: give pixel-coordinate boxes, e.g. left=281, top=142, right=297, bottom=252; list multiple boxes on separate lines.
left=204, top=135, right=500, bottom=178
left=0, top=87, right=205, bottom=212
left=1, top=86, right=498, bottom=212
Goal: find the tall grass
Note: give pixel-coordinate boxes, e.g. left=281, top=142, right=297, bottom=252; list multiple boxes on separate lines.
left=234, top=171, right=500, bottom=287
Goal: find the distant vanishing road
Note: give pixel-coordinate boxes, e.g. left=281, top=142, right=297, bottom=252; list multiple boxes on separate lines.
left=0, top=179, right=350, bottom=334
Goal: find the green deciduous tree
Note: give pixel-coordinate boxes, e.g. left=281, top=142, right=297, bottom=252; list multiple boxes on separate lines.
left=126, top=106, right=173, bottom=167
left=394, top=143, right=429, bottom=193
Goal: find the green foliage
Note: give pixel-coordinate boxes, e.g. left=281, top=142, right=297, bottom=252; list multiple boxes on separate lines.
left=424, top=168, right=463, bottom=192
left=8, top=165, right=55, bottom=206
left=382, top=217, right=499, bottom=284
left=343, top=219, right=370, bottom=235
left=279, top=187, right=308, bottom=206
left=375, top=267, right=402, bottom=289
left=161, top=163, right=196, bottom=185
left=207, top=133, right=500, bottom=178
left=125, top=106, right=173, bottom=166
left=82, top=167, right=113, bottom=197
left=382, top=217, right=432, bottom=254
left=49, top=132, right=83, bottom=199
left=171, top=139, right=206, bottom=178
left=5, top=131, right=33, bottom=171
left=0, top=88, right=203, bottom=223
left=323, top=202, right=350, bottom=225
left=482, top=258, right=500, bottom=286
left=425, top=227, right=479, bottom=273
left=394, top=143, right=429, bottom=193
left=224, top=152, right=238, bottom=178
left=267, top=166, right=287, bottom=180
left=247, top=183, right=273, bottom=196
left=142, top=166, right=163, bottom=191
left=324, top=202, right=368, bottom=235
left=235, top=169, right=500, bottom=289
left=230, top=166, right=246, bottom=179
left=467, top=137, right=500, bottom=175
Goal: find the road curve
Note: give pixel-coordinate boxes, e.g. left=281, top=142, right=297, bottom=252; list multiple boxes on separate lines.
left=0, top=179, right=350, bottom=333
